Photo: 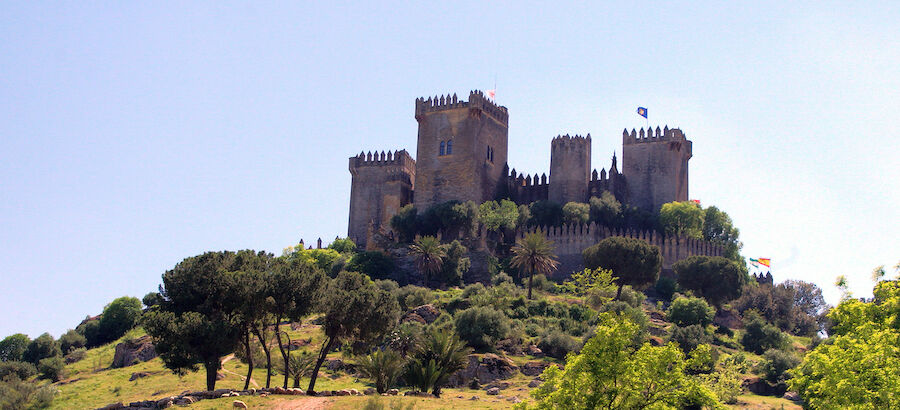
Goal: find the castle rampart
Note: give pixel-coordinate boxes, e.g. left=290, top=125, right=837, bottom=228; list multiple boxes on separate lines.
left=549, top=134, right=591, bottom=204
left=622, top=126, right=692, bottom=212
left=348, top=149, right=416, bottom=247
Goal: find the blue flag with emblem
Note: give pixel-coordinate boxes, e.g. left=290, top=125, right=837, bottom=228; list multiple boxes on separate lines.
left=637, top=107, right=648, bottom=118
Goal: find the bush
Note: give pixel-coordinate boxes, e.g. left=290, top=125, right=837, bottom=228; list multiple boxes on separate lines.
left=454, top=306, right=511, bottom=351
left=355, top=349, right=406, bottom=394
left=562, top=202, right=590, bottom=225
left=461, top=283, right=486, bottom=299
left=758, top=349, right=800, bottom=383
left=393, top=285, right=435, bottom=312
left=655, top=277, right=678, bottom=301
left=669, top=325, right=711, bottom=353
left=64, top=348, right=87, bottom=364
left=37, top=356, right=66, bottom=382
left=96, top=296, right=142, bottom=346
left=597, top=301, right=649, bottom=340
left=437, top=240, right=469, bottom=287
left=538, top=331, right=580, bottom=359
left=347, top=251, right=396, bottom=282
left=142, top=292, right=164, bottom=308
left=0, top=361, right=37, bottom=380
left=0, top=334, right=31, bottom=362
left=327, top=237, right=357, bottom=254
left=667, top=296, right=716, bottom=327
left=740, top=313, right=790, bottom=354
left=374, top=279, right=399, bottom=294
left=58, top=329, right=86, bottom=355
left=22, top=333, right=60, bottom=365
left=492, top=272, right=514, bottom=286
left=530, top=274, right=553, bottom=292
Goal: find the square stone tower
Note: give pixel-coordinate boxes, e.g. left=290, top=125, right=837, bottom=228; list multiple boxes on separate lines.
left=621, top=126, right=692, bottom=212
left=347, top=150, right=415, bottom=247
left=413, top=91, right=509, bottom=210
left=549, top=134, right=591, bottom=204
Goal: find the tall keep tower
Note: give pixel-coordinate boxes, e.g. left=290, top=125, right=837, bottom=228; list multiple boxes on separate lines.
left=549, top=134, right=591, bottom=204
left=413, top=91, right=509, bottom=210
left=622, top=126, right=692, bottom=212
left=347, top=150, right=415, bottom=247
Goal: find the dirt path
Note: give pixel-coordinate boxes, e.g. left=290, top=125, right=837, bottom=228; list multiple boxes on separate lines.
left=221, top=354, right=260, bottom=388
left=271, top=397, right=332, bottom=410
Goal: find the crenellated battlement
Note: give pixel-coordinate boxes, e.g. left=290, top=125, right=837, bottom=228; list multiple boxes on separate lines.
left=415, top=90, right=509, bottom=125
left=622, top=126, right=686, bottom=145
left=349, top=149, right=415, bottom=170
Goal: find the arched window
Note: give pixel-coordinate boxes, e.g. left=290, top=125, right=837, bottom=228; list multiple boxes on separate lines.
left=446, top=140, right=453, bottom=155
left=439, top=141, right=445, bottom=156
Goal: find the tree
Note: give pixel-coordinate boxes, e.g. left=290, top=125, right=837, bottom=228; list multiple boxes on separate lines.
left=346, top=251, right=396, bottom=281
left=701, top=206, right=743, bottom=263
left=390, top=204, right=419, bottom=243
left=478, top=199, right=519, bottom=233
left=510, top=233, right=560, bottom=299
left=409, top=236, right=447, bottom=286
left=589, top=191, right=623, bottom=227
left=58, top=330, right=86, bottom=355
left=790, top=279, right=900, bottom=408
left=526, top=313, right=721, bottom=409
left=307, top=271, right=400, bottom=394
left=667, top=296, right=716, bottom=327
left=659, top=201, right=704, bottom=239
left=406, top=328, right=471, bottom=397
left=143, top=250, right=260, bottom=391
left=98, top=296, right=143, bottom=344
left=783, top=280, right=827, bottom=317
left=355, top=349, right=406, bottom=394
left=142, top=292, right=164, bottom=308
left=562, top=202, right=589, bottom=225
left=583, top=237, right=661, bottom=300
left=740, top=312, right=790, bottom=354
left=529, top=200, right=563, bottom=227
left=673, top=256, right=746, bottom=307
left=327, top=237, right=357, bottom=254
left=22, top=333, right=60, bottom=365
left=0, top=334, right=30, bottom=362
left=436, top=240, right=469, bottom=287
left=454, top=306, right=511, bottom=352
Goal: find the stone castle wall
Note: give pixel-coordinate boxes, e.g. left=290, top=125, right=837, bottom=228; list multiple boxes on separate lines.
left=347, top=150, right=415, bottom=246
left=549, top=134, right=591, bottom=204
left=622, top=126, right=692, bottom=212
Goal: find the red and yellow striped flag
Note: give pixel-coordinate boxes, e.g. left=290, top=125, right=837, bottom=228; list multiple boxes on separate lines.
left=758, top=258, right=771, bottom=267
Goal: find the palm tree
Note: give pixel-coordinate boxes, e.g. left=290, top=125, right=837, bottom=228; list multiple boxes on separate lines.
left=510, top=232, right=560, bottom=299
left=409, top=236, right=447, bottom=286
left=407, top=328, right=472, bottom=397
left=355, top=349, right=406, bottom=394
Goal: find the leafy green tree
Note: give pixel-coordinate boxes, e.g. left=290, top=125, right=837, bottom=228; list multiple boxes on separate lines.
left=790, top=279, right=900, bottom=408
left=0, top=361, right=36, bottom=380
left=589, top=191, right=623, bottom=227
left=58, top=330, right=86, bottom=355
left=454, top=306, right=511, bottom=352
left=37, top=356, right=66, bottom=381
left=757, top=349, right=799, bottom=383
left=307, top=271, right=400, bottom=394
left=783, top=280, right=827, bottom=317
left=478, top=199, right=519, bottom=232
left=143, top=250, right=262, bottom=391
left=0, top=334, right=30, bottom=362
left=355, top=349, right=406, bottom=394
left=562, top=202, right=590, bottom=225
left=327, top=237, right=357, bottom=254
left=560, top=268, right=616, bottom=297
left=390, top=204, right=419, bottom=243
left=517, top=204, right=532, bottom=227
left=537, top=331, right=580, bottom=359
left=22, top=333, right=59, bottom=365
left=583, top=237, right=661, bottom=300
left=98, top=296, right=143, bottom=344
left=667, top=296, right=716, bottom=327
left=669, top=324, right=712, bottom=353
left=437, top=240, right=469, bottom=287
left=142, top=292, right=164, bottom=308
left=740, top=312, right=790, bottom=354
left=701, top=206, right=744, bottom=266
left=673, top=256, right=746, bottom=307
left=659, top=201, right=704, bottom=239
left=346, top=251, right=396, bottom=281
left=406, top=328, right=471, bottom=397
left=229, top=268, right=271, bottom=389
left=526, top=313, right=721, bottom=409
left=510, top=233, right=560, bottom=299
left=409, top=236, right=447, bottom=286
left=528, top=200, right=563, bottom=227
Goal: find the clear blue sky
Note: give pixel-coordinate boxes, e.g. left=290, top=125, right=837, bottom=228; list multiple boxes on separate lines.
left=1, top=2, right=897, bottom=338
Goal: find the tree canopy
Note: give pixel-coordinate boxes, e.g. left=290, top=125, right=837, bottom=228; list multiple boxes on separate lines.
left=510, top=233, right=560, bottom=299
left=659, top=201, right=704, bottom=239
left=673, top=255, right=747, bottom=307
left=583, top=237, right=661, bottom=300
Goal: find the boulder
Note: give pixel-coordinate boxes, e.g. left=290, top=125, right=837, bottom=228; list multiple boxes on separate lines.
left=526, top=345, right=544, bottom=357
left=336, top=390, right=351, bottom=396
left=288, top=338, right=311, bottom=350
left=155, top=397, right=174, bottom=408
left=714, top=309, right=743, bottom=329
left=783, top=391, right=802, bottom=402
left=129, top=372, right=150, bottom=381
left=648, top=336, right=664, bottom=346
left=174, top=396, right=195, bottom=405
left=400, top=313, right=426, bottom=324
left=528, top=379, right=542, bottom=388
left=111, top=335, right=158, bottom=368
left=649, top=310, right=666, bottom=321
left=409, top=304, right=440, bottom=323
left=446, top=354, right=519, bottom=387
left=388, top=388, right=399, bottom=396
left=325, top=358, right=344, bottom=371
left=364, top=387, right=376, bottom=395
left=486, top=387, right=500, bottom=395
left=216, top=371, right=226, bottom=380
left=520, top=361, right=549, bottom=376
left=96, top=402, right=124, bottom=410
left=233, top=401, right=248, bottom=409
left=349, top=388, right=360, bottom=396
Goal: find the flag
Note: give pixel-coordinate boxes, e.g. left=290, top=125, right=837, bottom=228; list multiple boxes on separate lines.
left=690, top=199, right=701, bottom=206
left=758, top=258, right=771, bottom=267
left=637, top=107, right=648, bottom=118
left=749, top=258, right=760, bottom=267
left=486, top=89, right=496, bottom=100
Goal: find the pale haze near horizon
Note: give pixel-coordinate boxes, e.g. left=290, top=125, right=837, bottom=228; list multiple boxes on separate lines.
left=1, top=2, right=897, bottom=338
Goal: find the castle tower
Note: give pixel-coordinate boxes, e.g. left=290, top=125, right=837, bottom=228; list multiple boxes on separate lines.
left=621, top=126, right=692, bottom=212
left=413, top=90, right=509, bottom=210
left=549, top=134, right=591, bottom=204
left=347, top=150, right=416, bottom=247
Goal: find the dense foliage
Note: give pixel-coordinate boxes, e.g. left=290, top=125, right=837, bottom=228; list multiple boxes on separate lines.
left=583, top=236, right=661, bottom=299
left=673, top=255, right=746, bottom=307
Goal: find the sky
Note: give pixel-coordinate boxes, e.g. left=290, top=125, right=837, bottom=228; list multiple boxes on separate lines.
left=1, top=1, right=898, bottom=338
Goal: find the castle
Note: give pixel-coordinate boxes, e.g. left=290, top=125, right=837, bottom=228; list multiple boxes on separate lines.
left=347, top=90, right=714, bottom=274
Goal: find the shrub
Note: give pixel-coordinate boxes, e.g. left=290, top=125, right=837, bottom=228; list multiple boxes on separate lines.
left=461, top=283, right=486, bottom=299
left=492, top=272, right=514, bottom=286
left=356, top=349, right=406, bottom=394
left=64, top=348, right=87, bottom=364
left=454, top=306, right=511, bottom=351
left=22, top=333, right=60, bottom=365
left=0, top=361, right=37, bottom=380
left=673, top=255, right=746, bottom=307
left=669, top=325, right=711, bottom=353
left=96, top=296, right=142, bottom=346
left=758, top=349, right=800, bottom=383
left=37, top=356, right=66, bottom=382
left=537, top=331, right=580, bottom=359
left=327, top=237, right=357, bottom=254
left=562, top=202, right=590, bottom=225
left=667, top=296, right=716, bottom=327
left=58, top=329, right=86, bottom=355
left=389, top=205, right=418, bottom=243
left=0, top=334, right=30, bottom=362
left=597, top=301, right=649, bottom=340
left=142, top=292, right=164, bottom=308
left=374, top=279, right=400, bottom=294
left=655, top=277, right=679, bottom=301
left=393, top=285, right=435, bottom=312
left=437, top=240, right=469, bottom=287
left=740, top=313, right=790, bottom=354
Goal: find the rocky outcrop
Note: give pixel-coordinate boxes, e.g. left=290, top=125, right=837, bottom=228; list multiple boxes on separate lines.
left=446, top=354, right=519, bottom=387
left=714, top=309, right=743, bottom=329
left=520, top=361, right=549, bottom=376
left=111, top=335, right=157, bottom=368
left=743, top=376, right=787, bottom=396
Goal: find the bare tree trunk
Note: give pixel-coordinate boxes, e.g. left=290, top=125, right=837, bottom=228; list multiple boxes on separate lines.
left=204, top=358, right=219, bottom=391
left=252, top=324, right=272, bottom=388
left=241, top=330, right=253, bottom=390
left=274, top=316, right=291, bottom=388
left=307, top=337, right=335, bottom=395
